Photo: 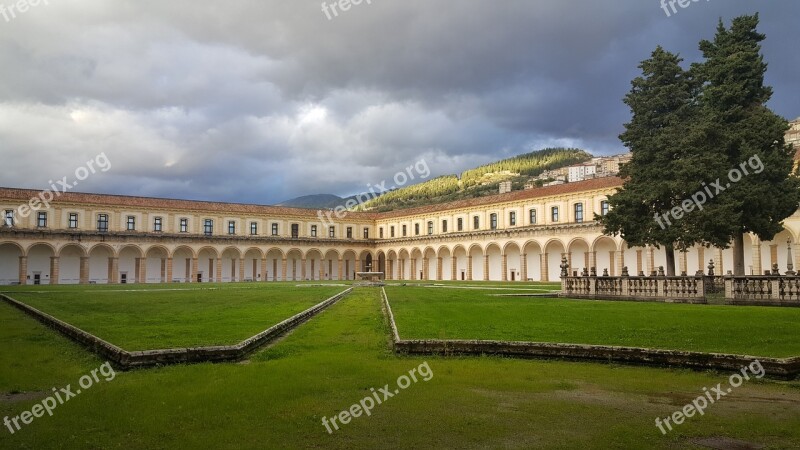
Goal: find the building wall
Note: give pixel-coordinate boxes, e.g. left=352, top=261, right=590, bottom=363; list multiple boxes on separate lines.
left=4, top=178, right=800, bottom=285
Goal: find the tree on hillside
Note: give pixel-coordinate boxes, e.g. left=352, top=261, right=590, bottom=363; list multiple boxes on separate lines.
left=692, top=14, right=800, bottom=275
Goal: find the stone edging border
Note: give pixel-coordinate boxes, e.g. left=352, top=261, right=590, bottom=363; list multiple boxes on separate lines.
left=380, top=287, right=800, bottom=380
left=1, top=288, right=352, bottom=370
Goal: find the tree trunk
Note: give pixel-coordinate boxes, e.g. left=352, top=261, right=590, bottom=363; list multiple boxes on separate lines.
left=733, top=232, right=745, bottom=275
left=665, top=244, right=676, bottom=276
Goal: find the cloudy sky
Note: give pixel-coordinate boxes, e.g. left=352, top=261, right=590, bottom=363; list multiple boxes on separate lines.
left=0, top=0, right=797, bottom=205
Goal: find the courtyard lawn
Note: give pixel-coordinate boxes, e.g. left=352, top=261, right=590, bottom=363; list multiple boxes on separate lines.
left=385, top=286, right=800, bottom=358
left=1, top=286, right=799, bottom=449
left=1, top=283, right=347, bottom=350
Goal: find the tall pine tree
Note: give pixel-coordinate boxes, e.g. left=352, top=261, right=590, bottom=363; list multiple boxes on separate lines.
left=693, top=14, right=800, bottom=275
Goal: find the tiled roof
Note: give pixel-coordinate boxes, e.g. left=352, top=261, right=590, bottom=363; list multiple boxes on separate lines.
left=0, top=177, right=624, bottom=221
left=0, top=187, right=378, bottom=220
left=376, top=177, right=623, bottom=219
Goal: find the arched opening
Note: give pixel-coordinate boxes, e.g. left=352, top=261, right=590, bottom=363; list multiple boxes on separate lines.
left=0, top=243, right=23, bottom=285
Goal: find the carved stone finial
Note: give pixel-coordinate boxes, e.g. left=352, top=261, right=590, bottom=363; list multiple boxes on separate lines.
left=560, top=256, right=569, bottom=278
left=590, top=267, right=597, bottom=277
left=707, top=259, right=715, bottom=277
left=657, top=266, right=665, bottom=277
left=621, top=266, right=629, bottom=277
left=602, top=268, right=609, bottom=277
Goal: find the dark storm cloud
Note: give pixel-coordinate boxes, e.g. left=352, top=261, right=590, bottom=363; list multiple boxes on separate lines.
left=0, top=0, right=797, bottom=204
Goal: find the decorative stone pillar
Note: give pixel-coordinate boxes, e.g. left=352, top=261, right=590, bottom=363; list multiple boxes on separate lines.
left=636, top=249, right=643, bottom=275
left=166, top=258, right=173, bottom=284
left=484, top=255, right=490, bottom=281
left=338, top=259, right=344, bottom=281
left=216, top=258, right=223, bottom=282
left=751, top=242, right=762, bottom=275
left=300, top=259, right=307, bottom=281
left=502, top=254, right=508, bottom=281
left=410, top=260, right=416, bottom=280
left=647, top=247, right=655, bottom=275
left=588, top=252, right=597, bottom=272
left=609, top=251, right=617, bottom=277
left=451, top=257, right=458, bottom=281
left=239, top=258, right=245, bottom=282
left=467, top=256, right=473, bottom=281
left=80, top=257, right=90, bottom=284
left=422, top=258, right=429, bottom=281
left=714, top=248, right=724, bottom=275
left=261, top=258, right=268, bottom=282
left=108, top=256, right=119, bottom=284
left=191, top=258, right=199, bottom=283
left=160, top=258, right=166, bottom=283
left=770, top=244, right=778, bottom=269
left=521, top=254, right=528, bottom=282
left=436, top=257, right=443, bottom=281
left=541, top=253, right=549, bottom=282
left=398, top=259, right=404, bottom=280
left=18, top=256, right=27, bottom=285
left=679, top=251, right=687, bottom=276
left=49, top=256, right=60, bottom=285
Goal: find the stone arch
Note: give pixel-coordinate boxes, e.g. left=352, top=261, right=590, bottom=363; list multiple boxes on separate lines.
left=243, top=247, right=264, bottom=282
left=543, top=239, right=567, bottom=281
left=171, top=245, right=195, bottom=283
left=0, top=242, right=24, bottom=285
left=523, top=240, right=544, bottom=282
left=196, top=247, right=220, bottom=283
left=323, top=249, right=341, bottom=280
left=423, top=247, right=437, bottom=281
left=452, top=245, right=468, bottom=281
left=485, top=242, right=502, bottom=281
left=305, top=248, right=324, bottom=281
left=59, top=243, right=88, bottom=284
left=266, top=247, right=285, bottom=281
left=469, top=244, right=485, bottom=282
left=286, top=248, right=303, bottom=281
left=437, top=246, right=452, bottom=281
left=398, top=249, right=411, bottom=280
left=88, top=243, right=116, bottom=284
left=591, top=236, right=617, bottom=276
left=503, top=242, right=522, bottom=282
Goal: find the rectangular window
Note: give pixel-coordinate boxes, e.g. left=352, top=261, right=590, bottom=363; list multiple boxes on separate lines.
left=574, top=203, right=584, bottom=223
left=346, top=227, right=353, bottom=239
left=473, top=216, right=480, bottom=230
left=379, top=227, right=384, bottom=239
left=402, top=225, right=407, bottom=237
left=391, top=226, right=395, bottom=238
left=490, top=213, right=498, bottom=230
left=4, top=210, right=13, bottom=227
left=180, top=218, right=188, bottom=233
left=69, top=213, right=78, bottom=229
left=329, top=226, right=335, bottom=238
left=37, top=212, right=47, bottom=228
left=601, top=200, right=610, bottom=216
left=509, top=211, right=516, bottom=226
left=272, top=223, right=279, bottom=236
left=551, top=207, right=559, bottom=223
left=442, top=220, right=448, bottom=233
left=427, top=221, right=433, bottom=235
left=529, top=209, right=537, bottom=225
left=415, top=223, right=420, bottom=236
left=291, top=224, right=299, bottom=238
left=97, top=214, right=109, bottom=232
left=228, top=221, right=236, bottom=235
left=363, top=228, right=369, bottom=239
left=154, top=217, right=163, bottom=232
left=457, top=218, right=463, bottom=232
left=250, top=222, right=258, bottom=235
left=127, top=216, right=136, bottom=231
left=204, top=219, right=214, bottom=236
left=311, top=225, right=317, bottom=237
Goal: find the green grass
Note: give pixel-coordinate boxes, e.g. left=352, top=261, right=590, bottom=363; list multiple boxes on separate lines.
left=2, top=284, right=346, bottom=350
left=1, top=286, right=799, bottom=449
left=386, top=286, right=800, bottom=358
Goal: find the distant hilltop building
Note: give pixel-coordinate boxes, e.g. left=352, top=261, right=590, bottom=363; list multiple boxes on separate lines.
left=788, top=117, right=800, bottom=149
left=498, top=181, right=512, bottom=194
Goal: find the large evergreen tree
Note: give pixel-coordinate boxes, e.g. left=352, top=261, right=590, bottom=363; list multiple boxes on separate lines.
left=693, top=14, right=800, bottom=275
left=599, top=47, right=726, bottom=275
